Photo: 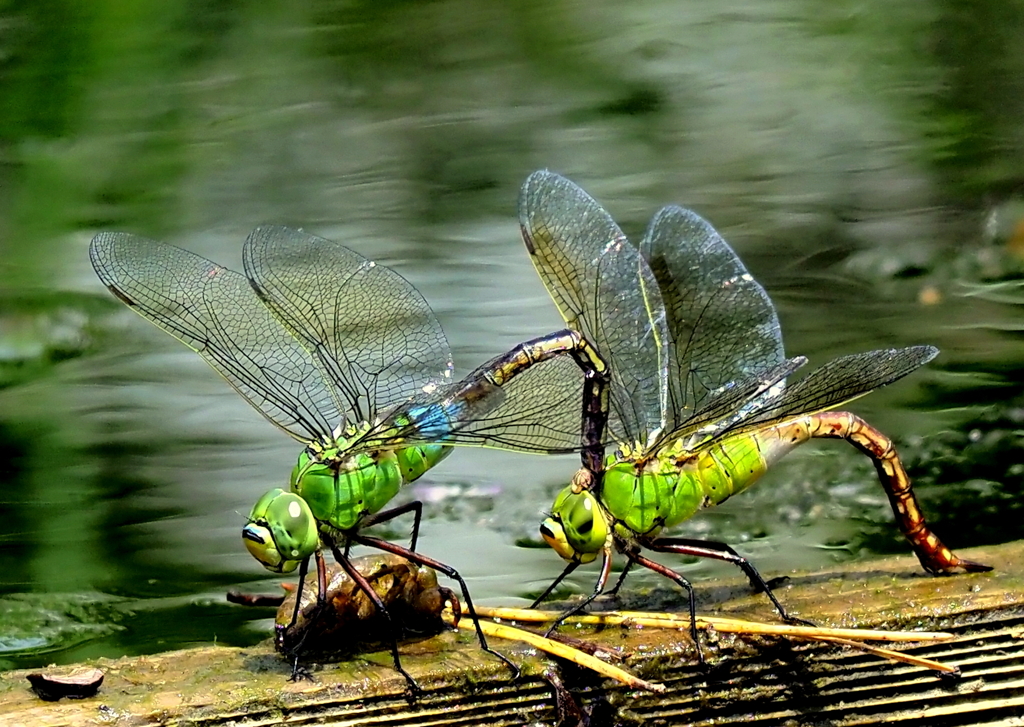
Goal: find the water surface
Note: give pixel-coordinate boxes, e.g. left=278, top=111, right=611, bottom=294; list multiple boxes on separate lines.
left=2, top=0, right=1024, bottom=668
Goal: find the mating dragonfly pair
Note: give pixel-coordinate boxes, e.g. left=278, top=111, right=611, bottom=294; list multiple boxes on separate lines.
left=90, top=171, right=989, bottom=687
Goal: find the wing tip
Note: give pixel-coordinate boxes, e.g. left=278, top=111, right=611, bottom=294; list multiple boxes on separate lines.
left=917, top=344, right=940, bottom=365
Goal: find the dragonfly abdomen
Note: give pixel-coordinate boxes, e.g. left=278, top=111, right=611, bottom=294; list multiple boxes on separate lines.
left=395, top=444, right=452, bottom=482
left=603, top=426, right=810, bottom=537
left=801, top=411, right=990, bottom=575
left=402, top=402, right=467, bottom=440
left=684, top=421, right=812, bottom=519
left=702, top=412, right=990, bottom=575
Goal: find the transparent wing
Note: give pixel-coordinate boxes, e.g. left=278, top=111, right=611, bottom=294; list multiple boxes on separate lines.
left=737, top=346, right=939, bottom=432
left=682, top=346, right=939, bottom=451
left=519, top=171, right=669, bottom=447
left=242, top=226, right=454, bottom=428
left=89, top=232, right=340, bottom=442
left=664, top=356, right=808, bottom=452
left=359, top=352, right=589, bottom=454
left=640, top=205, right=785, bottom=433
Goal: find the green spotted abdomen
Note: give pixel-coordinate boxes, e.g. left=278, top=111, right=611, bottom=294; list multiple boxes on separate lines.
left=603, top=426, right=801, bottom=538
left=396, top=444, right=452, bottom=482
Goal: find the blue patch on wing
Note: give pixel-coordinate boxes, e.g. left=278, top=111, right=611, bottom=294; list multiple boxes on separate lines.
left=406, top=401, right=466, bottom=440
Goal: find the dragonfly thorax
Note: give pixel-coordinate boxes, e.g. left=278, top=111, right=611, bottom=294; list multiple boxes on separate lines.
left=290, top=448, right=404, bottom=533
left=310, top=421, right=375, bottom=458
left=600, top=456, right=705, bottom=539
left=658, top=436, right=698, bottom=461
left=614, top=440, right=648, bottom=462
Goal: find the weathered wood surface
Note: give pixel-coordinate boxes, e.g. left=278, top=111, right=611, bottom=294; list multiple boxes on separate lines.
left=2, top=540, right=1023, bottom=727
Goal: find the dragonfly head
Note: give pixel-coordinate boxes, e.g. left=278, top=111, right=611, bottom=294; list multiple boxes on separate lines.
left=243, top=489, right=319, bottom=574
left=540, top=486, right=608, bottom=564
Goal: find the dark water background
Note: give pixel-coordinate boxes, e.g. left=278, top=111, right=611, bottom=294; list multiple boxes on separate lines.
left=3, top=1, right=1024, bottom=668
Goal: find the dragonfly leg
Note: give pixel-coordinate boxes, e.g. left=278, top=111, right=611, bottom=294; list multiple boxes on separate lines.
left=315, top=549, right=329, bottom=605
left=541, top=548, right=614, bottom=638
left=645, top=537, right=810, bottom=626
left=604, top=559, right=635, bottom=598
left=280, top=551, right=329, bottom=680
left=289, top=655, right=314, bottom=682
left=287, top=554, right=312, bottom=629
left=808, top=412, right=992, bottom=575
left=529, top=561, right=580, bottom=609
left=328, top=542, right=422, bottom=694
left=626, top=550, right=705, bottom=665
left=352, top=533, right=522, bottom=681
left=359, top=501, right=424, bottom=552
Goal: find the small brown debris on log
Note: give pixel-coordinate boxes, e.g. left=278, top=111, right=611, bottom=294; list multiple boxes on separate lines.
left=25, top=668, right=104, bottom=702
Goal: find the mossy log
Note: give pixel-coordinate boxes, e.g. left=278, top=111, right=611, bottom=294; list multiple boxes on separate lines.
left=2, top=541, right=1023, bottom=727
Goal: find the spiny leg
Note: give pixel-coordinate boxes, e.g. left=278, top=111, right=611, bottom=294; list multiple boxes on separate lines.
left=329, top=542, right=422, bottom=693
left=627, top=551, right=705, bottom=665
left=605, top=560, right=635, bottom=598
left=529, top=561, right=581, bottom=609
left=645, top=537, right=811, bottom=625
left=359, top=501, right=425, bottom=552
left=539, top=549, right=614, bottom=638
left=807, top=411, right=991, bottom=574
left=352, top=533, right=521, bottom=680
left=288, top=554, right=312, bottom=630
left=283, top=550, right=329, bottom=680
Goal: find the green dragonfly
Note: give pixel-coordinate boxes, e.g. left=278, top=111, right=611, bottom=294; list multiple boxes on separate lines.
left=89, top=225, right=606, bottom=685
left=519, top=171, right=990, bottom=649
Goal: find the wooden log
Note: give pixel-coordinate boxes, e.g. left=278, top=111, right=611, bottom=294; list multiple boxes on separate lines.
left=0, top=540, right=1021, bottom=727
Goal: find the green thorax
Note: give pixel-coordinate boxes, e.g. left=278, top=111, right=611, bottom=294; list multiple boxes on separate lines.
left=290, top=424, right=452, bottom=532
left=601, top=424, right=801, bottom=540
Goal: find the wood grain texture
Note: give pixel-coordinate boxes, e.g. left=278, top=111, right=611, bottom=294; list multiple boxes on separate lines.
left=1, top=540, right=1021, bottom=727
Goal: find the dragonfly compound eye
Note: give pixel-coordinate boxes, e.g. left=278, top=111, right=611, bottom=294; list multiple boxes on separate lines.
left=545, top=487, right=606, bottom=562
left=540, top=517, right=575, bottom=561
left=243, top=489, right=318, bottom=573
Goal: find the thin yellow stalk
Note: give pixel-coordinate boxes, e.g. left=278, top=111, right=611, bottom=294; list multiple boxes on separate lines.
left=472, top=607, right=952, bottom=643
left=441, top=611, right=664, bottom=692
left=803, top=635, right=959, bottom=674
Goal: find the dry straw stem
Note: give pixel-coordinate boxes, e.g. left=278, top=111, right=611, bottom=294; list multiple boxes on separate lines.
left=474, top=607, right=953, bottom=643
left=793, top=634, right=959, bottom=674
left=441, top=610, right=664, bottom=692
left=468, top=607, right=957, bottom=674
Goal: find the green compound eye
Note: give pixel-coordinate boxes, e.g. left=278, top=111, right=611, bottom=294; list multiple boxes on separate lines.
left=242, top=489, right=319, bottom=574
left=541, top=487, right=607, bottom=564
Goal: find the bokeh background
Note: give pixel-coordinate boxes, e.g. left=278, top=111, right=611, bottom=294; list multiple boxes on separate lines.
left=3, top=0, right=1024, bottom=667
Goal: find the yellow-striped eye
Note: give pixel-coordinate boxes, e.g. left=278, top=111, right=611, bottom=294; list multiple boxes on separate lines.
left=243, top=489, right=319, bottom=573
left=542, top=487, right=606, bottom=563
